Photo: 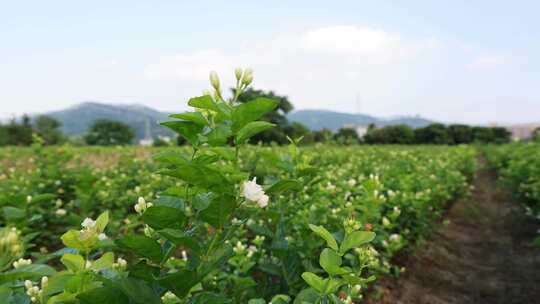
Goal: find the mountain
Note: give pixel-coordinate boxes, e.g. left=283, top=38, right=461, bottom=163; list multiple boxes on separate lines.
left=287, top=110, right=434, bottom=131
left=42, top=103, right=435, bottom=140
left=45, top=102, right=174, bottom=140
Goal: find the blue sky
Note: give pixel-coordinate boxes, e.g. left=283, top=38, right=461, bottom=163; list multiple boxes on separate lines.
left=1, top=1, right=539, bottom=124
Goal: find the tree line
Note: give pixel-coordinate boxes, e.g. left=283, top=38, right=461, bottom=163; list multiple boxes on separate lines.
left=1, top=88, right=532, bottom=147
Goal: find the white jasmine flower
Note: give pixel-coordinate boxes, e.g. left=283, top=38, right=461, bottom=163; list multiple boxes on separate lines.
left=98, top=233, right=107, bottom=241
left=257, top=194, right=269, bottom=208
left=233, top=241, right=246, bottom=254
left=55, top=209, right=67, bottom=216
left=81, top=218, right=96, bottom=229
left=389, top=234, right=401, bottom=242
left=242, top=178, right=269, bottom=208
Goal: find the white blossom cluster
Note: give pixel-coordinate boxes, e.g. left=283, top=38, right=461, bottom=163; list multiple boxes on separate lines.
left=13, top=257, right=32, bottom=269
left=24, top=276, right=47, bottom=303
left=134, top=197, right=153, bottom=214
left=241, top=178, right=269, bottom=208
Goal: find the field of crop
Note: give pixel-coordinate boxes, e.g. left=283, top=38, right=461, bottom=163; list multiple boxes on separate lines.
left=0, top=142, right=476, bottom=303
left=485, top=142, right=540, bottom=218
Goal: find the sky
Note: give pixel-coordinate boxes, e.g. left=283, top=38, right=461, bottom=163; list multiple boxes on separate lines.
left=1, top=0, right=539, bottom=125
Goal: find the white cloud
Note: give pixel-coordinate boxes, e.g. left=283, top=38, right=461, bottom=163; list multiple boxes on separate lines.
left=141, top=25, right=440, bottom=112
left=301, top=26, right=394, bottom=54
left=466, top=55, right=507, bottom=71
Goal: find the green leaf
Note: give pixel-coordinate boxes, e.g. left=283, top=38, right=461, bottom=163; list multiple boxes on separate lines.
left=31, top=193, right=56, bottom=203
left=266, top=179, right=302, bottom=194
left=141, top=206, right=186, bottom=230
left=118, top=277, right=161, bottom=304
left=61, top=230, right=89, bottom=253
left=339, top=231, right=376, bottom=255
left=92, top=252, right=114, bottom=271
left=161, top=121, right=203, bottom=146
left=188, top=95, right=218, bottom=111
left=153, top=196, right=185, bottom=210
left=248, top=299, right=266, bottom=304
left=270, top=295, right=291, bottom=304
left=319, top=249, right=348, bottom=276
left=128, top=260, right=160, bottom=281
left=61, top=253, right=85, bottom=272
left=301, top=272, right=325, bottom=294
left=95, top=211, right=109, bottom=232
left=158, top=163, right=232, bottom=194
left=153, top=151, right=190, bottom=166
left=236, top=121, right=275, bottom=143
left=0, top=264, right=56, bottom=283
left=158, top=229, right=201, bottom=254
left=198, top=243, right=233, bottom=277
left=78, top=286, right=129, bottom=304
left=323, top=278, right=344, bottom=295
left=308, top=224, right=338, bottom=251
left=116, top=235, right=163, bottom=263
left=293, top=288, right=319, bottom=304
left=206, top=124, right=232, bottom=146
left=169, top=112, right=208, bottom=126
left=190, top=292, right=233, bottom=304
left=199, top=195, right=236, bottom=228
left=158, top=269, right=199, bottom=298
left=232, top=98, right=278, bottom=131
left=42, top=272, right=75, bottom=298
left=3, top=206, right=25, bottom=221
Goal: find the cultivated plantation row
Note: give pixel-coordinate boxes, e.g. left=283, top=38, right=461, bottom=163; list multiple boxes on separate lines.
left=0, top=143, right=476, bottom=303
left=485, top=142, right=540, bottom=222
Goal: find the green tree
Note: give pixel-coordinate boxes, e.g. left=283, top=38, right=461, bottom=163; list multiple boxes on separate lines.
left=34, top=115, right=64, bottom=145
left=533, top=127, right=540, bottom=142
left=334, top=128, right=359, bottom=145
left=0, top=115, right=34, bottom=146
left=414, top=123, right=451, bottom=144
left=490, top=127, right=512, bottom=144
left=84, top=119, right=134, bottom=146
left=234, top=88, right=294, bottom=144
left=364, top=125, right=414, bottom=144
left=313, top=128, right=333, bottom=143
left=448, top=124, right=473, bottom=144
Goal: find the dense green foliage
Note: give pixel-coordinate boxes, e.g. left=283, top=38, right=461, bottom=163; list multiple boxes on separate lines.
left=84, top=120, right=135, bottom=146
left=0, top=142, right=476, bottom=303
left=0, top=115, right=34, bottom=146
left=34, top=116, right=65, bottom=146
left=364, top=123, right=511, bottom=145
left=485, top=142, right=540, bottom=217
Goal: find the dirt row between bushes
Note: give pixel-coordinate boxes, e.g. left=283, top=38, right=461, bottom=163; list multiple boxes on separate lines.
left=367, top=160, right=540, bottom=304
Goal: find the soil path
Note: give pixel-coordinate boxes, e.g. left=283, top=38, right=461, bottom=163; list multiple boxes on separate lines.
left=368, top=160, right=540, bottom=304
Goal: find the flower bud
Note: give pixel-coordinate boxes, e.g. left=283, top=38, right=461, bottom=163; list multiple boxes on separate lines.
left=24, top=280, right=33, bottom=290
left=209, top=71, right=220, bottom=90
left=41, top=276, right=48, bottom=288
left=235, top=68, right=243, bottom=81
left=242, top=68, right=253, bottom=85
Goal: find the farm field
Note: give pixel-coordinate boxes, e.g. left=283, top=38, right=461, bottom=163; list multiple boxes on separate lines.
left=0, top=144, right=477, bottom=303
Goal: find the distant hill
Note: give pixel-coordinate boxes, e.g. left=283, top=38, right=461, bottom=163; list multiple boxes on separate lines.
left=287, top=109, right=434, bottom=131
left=45, top=102, right=174, bottom=141
left=42, top=103, right=435, bottom=140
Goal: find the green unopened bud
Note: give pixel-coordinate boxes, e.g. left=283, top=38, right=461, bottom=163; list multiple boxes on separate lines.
left=242, top=68, right=253, bottom=86
left=235, top=68, right=243, bottom=81
left=209, top=71, right=220, bottom=90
